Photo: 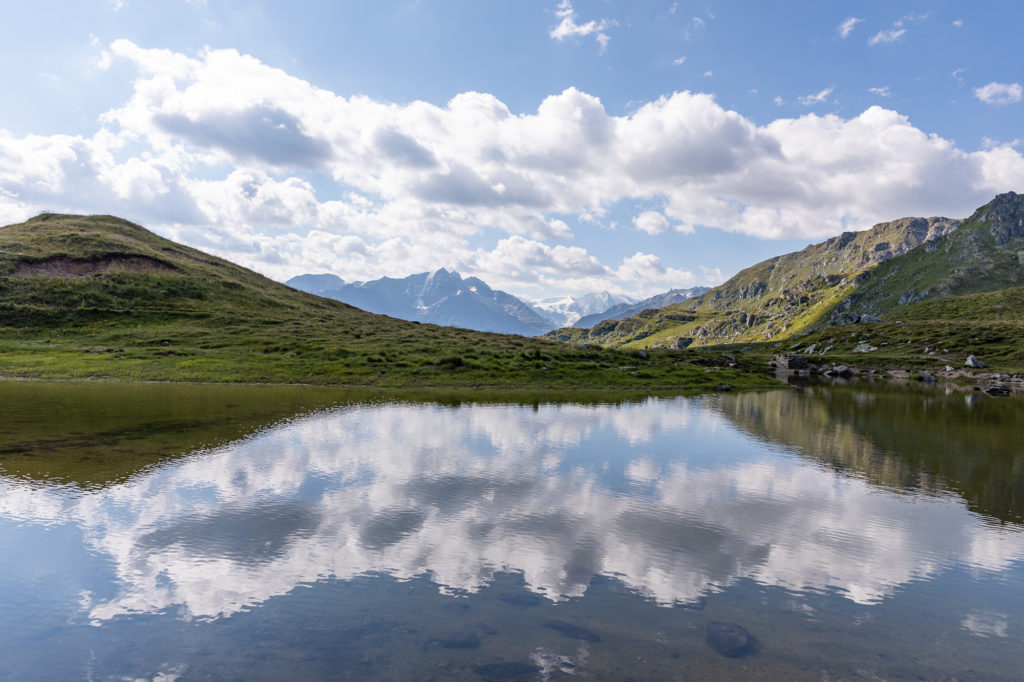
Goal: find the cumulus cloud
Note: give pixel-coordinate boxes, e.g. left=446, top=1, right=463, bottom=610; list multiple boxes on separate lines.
left=1, top=41, right=1023, bottom=299
left=837, top=17, right=862, bottom=38
left=616, top=252, right=697, bottom=287
left=700, top=265, right=726, bottom=285
left=974, top=82, right=1023, bottom=106
left=6, top=397, right=1024, bottom=624
left=633, top=210, right=669, bottom=235
left=549, top=0, right=612, bottom=53
left=472, top=235, right=609, bottom=282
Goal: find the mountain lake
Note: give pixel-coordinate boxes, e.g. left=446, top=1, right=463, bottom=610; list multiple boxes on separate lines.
left=1, top=380, right=1023, bottom=680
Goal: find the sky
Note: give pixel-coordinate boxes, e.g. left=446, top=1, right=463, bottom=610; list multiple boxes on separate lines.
left=0, top=0, right=1022, bottom=302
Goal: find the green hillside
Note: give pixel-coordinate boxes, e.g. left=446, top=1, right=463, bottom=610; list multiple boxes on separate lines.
left=833, top=192, right=1024, bottom=318
left=0, top=213, right=778, bottom=392
left=548, top=213, right=958, bottom=348
left=551, top=193, right=1024, bottom=364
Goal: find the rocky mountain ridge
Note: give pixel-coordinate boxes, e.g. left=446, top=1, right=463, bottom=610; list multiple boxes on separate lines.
left=831, top=192, right=1024, bottom=323
left=287, top=268, right=554, bottom=336
left=545, top=194, right=1024, bottom=349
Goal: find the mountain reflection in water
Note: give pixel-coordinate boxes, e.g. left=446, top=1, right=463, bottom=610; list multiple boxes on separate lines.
left=2, top=386, right=1023, bottom=628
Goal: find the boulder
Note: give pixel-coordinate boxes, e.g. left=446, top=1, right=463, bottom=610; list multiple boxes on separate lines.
left=835, top=312, right=861, bottom=325
left=825, top=365, right=853, bottom=378
left=774, top=354, right=808, bottom=369
left=852, top=342, right=877, bottom=353
left=917, top=371, right=938, bottom=383
left=984, top=385, right=1011, bottom=396
left=706, top=621, right=755, bottom=658
left=965, top=354, right=987, bottom=368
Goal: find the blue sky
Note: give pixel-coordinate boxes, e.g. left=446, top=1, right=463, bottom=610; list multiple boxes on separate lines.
left=1, top=1, right=1021, bottom=301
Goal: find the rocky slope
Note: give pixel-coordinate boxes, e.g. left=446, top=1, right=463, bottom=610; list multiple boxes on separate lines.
left=830, top=192, right=1024, bottom=322
left=549, top=211, right=962, bottom=348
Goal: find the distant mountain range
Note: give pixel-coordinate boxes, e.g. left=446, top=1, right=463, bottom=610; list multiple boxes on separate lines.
left=572, top=287, right=709, bottom=328
left=531, top=291, right=635, bottom=328
left=287, top=270, right=711, bottom=337
left=287, top=268, right=555, bottom=336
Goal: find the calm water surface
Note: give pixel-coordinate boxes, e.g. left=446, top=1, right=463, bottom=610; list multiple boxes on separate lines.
left=1, top=382, right=1023, bottom=680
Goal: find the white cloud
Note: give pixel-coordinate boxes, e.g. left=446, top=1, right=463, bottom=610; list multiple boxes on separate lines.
left=473, top=235, right=609, bottom=281
left=868, top=28, right=906, bottom=45
left=974, top=82, right=1022, bottom=106
left=6, top=398, right=1024, bottom=625
left=682, top=15, right=708, bottom=40
left=1, top=41, right=1023, bottom=299
left=616, top=252, right=697, bottom=287
left=799, top=86, right=835, bottom=105
left=952, top=18, right=963, bottom=28
left=868, top=12, right=932, bottom=47
left=952, top=68, right=968, bottom=86
left=981, top=137, right=1021, bottom=150
left=673, top=56, right=686, bottom=65
left=868, top=86, right=892, bottom=97
left=773, top=96, right=785, bottom=106
left=549, top=0, right=612, bottom=54
left=633, top=210, right=669, bottom=235
left=837, top=17, right=862, bottom=38
left=703, top=70, right=713, bottom=78
left=700, top=265, right=726, bottom=285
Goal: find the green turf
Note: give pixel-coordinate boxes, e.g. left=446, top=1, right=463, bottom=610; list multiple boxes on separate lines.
left=0, top=213, right=781, bottom=393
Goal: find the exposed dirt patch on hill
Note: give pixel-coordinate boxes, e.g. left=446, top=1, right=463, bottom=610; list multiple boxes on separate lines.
left=13, top=255, right=178, bottom=279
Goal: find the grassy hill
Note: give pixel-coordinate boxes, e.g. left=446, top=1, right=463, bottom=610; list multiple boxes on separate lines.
left=832, top=192, right=1024, bottom=318
left=0, top=213, right=779, bottom=392
left=549, top=214, right=958, bottom=349
left=550, top=193, right=1024, bottom=372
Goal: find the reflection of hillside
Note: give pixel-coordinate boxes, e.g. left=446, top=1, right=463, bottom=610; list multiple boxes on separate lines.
left=0, top=382, right=369, bottom=486
left=4, top=398, right=1023, bottom=625
left=716, top=387, right=1024, bottom=523
left=0, top=382, right=649, bottom=487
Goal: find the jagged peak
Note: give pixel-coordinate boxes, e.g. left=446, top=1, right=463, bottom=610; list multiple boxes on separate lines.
left=972, top=191, right=1024, bottom=224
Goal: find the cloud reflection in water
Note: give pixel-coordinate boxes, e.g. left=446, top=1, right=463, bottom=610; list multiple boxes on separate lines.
left=1, top=396, right=1022, bottom=624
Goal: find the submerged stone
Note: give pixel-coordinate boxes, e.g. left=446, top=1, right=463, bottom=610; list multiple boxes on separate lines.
left=706, top=621, right=755, bottom=658
left=543, top=619, right=602, bottom=642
